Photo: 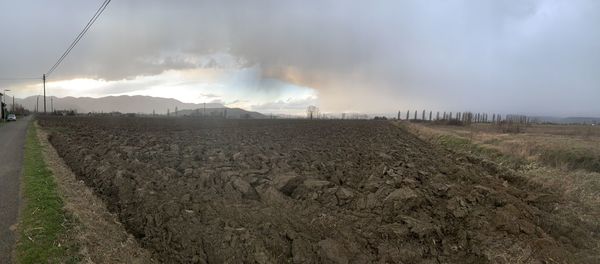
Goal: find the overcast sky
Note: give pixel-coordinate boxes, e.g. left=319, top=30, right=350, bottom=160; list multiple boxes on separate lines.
left=1, top=0, right=599, bottom=116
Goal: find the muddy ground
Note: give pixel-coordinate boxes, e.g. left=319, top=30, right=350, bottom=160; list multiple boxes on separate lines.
left=38, top=116, right=598, bottom=263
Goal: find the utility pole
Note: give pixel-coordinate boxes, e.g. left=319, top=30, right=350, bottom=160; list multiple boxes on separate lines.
left=3, top=89, right=10, bottom=119
left=43, top=74, right=46, bottom=113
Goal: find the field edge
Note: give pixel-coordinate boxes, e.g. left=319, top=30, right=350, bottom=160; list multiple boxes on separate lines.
left=400, top=121, right=600, bottom=261
left=35, top=122, right=157, bottom=264
left=15, top=120, right=80, bottom=263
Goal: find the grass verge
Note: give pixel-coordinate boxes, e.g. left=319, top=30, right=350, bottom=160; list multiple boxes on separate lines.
left=537, top=147, right=600, bottom=173
left=16, top=123, right=79, bottom=263
left=434, top=134, right=528, bottom=170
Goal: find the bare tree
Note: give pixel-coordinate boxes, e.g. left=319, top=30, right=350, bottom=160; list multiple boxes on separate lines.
left=307, top=105, right=320, bottom=119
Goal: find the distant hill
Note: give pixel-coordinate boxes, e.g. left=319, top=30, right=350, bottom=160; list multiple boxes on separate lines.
left=560, top=117, right=600, bottom=124
left=532, top=116, right=600, bottom=124
left=16, top=95, right=226, bottom=114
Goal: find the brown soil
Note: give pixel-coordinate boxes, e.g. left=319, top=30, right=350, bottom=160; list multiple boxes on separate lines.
left=36, top=122, right=155, bottom=264
left=38, top=116, right=598, bottom=263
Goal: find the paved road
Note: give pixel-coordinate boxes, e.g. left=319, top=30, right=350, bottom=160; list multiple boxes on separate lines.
left=0, top=116, right=30, bottom=264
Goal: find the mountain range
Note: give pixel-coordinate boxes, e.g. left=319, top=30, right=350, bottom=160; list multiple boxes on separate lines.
left=11, top=95, right=214, bottom=114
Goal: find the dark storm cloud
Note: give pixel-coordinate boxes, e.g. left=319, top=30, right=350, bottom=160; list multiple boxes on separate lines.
left=1, top=0, right=599, bottom=115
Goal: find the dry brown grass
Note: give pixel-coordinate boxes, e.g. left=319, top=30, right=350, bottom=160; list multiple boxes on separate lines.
left=404, top=122, right=600, bottom=201
left=410, top=123, right=600, bottom=172
left=402, top=121, right=600, bottom=252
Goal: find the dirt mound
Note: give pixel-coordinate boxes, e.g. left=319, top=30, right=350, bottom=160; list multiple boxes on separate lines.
left=38, top=116, right=597, bottom=263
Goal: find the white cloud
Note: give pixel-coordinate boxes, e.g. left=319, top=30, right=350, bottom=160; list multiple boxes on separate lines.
left=250, top=97, right=318, bottom=115
left=4, top=1, right=600, bottom=116
left=12, top=61, right=318, bottom=114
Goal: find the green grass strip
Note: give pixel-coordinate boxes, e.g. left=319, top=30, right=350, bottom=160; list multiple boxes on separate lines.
left=434, top=134, right=527, bottom=170
left=16, top=124, right=78, bottom=263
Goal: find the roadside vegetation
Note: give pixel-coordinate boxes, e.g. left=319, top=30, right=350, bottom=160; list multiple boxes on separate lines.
left=16, top=123, right=79, bottom=263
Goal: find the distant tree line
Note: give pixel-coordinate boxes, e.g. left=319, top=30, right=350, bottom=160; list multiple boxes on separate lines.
left=398, top=109, right=534, bottom=132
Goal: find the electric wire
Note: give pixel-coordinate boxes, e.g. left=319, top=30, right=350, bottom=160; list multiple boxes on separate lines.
left=46, top=0, right=111, bottom=76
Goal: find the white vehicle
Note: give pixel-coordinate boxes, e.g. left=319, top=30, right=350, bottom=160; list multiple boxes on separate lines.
left=7, top=114, right=16, bottom=121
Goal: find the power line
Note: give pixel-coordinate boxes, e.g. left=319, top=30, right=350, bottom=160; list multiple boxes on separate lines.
left=46, top=0, right=111, bottom=76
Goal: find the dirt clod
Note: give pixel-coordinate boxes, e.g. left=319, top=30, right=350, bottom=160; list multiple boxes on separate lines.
left=318, top=239, right=349, bottom=264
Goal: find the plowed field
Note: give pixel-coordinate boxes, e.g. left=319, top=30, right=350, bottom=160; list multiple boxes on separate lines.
left=38, top=116, right=597, bottom=263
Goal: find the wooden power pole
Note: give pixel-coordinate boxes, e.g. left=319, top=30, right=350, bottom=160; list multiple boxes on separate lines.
left=43, top=74, right=46, bottom=113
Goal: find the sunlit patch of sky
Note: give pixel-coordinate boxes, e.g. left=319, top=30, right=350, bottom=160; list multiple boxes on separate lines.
left=15, top=60, right=318, bottom=115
